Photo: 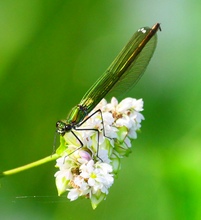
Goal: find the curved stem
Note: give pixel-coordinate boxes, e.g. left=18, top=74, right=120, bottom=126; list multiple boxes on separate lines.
left=0, top=153, right=59, bottom=178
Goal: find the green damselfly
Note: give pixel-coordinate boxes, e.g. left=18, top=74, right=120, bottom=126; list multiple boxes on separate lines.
left=56, top=23, right=161, bottom=157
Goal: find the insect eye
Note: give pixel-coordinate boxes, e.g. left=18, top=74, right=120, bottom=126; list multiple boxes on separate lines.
left=56, top=121, right=63, bottom=128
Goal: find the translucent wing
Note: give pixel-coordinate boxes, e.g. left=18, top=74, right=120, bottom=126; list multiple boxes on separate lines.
left=80, top=23, right=160, bottom=113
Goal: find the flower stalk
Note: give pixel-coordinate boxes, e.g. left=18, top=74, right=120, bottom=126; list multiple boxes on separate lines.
left=0, top=154, right=59, bottom=177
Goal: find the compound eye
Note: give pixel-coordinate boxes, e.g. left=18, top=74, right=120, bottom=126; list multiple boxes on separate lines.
left=56, top=121, right=66, bottom=135
left=65, top=124, right=71, bottom=131
left=56, top=121, right=60, bottom=127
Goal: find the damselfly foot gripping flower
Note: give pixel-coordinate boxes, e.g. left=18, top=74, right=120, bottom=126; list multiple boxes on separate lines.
left=54, top=97, right=144, bottom=209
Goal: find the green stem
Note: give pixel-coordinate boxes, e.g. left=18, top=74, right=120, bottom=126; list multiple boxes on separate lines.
left=0, top=153, right=59, bottom=178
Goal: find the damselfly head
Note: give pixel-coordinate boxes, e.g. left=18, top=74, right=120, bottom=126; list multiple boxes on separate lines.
left=56, top=121, right=72, bottom=136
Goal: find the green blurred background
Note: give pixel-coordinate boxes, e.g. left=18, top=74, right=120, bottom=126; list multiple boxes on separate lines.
left=0, top=0, right=200, bottom=219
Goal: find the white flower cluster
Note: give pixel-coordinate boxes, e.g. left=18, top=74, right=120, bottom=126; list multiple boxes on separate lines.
left=54, top=97, right=144, bottom=209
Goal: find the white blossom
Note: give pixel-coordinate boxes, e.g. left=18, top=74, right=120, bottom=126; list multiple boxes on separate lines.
left=55, top=97, right=144, bottom=209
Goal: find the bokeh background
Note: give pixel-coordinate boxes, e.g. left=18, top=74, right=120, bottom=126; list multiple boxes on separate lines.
left=0, top=0, right=200, bottom=219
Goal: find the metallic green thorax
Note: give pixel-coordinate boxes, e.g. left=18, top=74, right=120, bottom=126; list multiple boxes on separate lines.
left=56, top=23, right=161, bottom=136
left=66, top=105, right=87, bottom=125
